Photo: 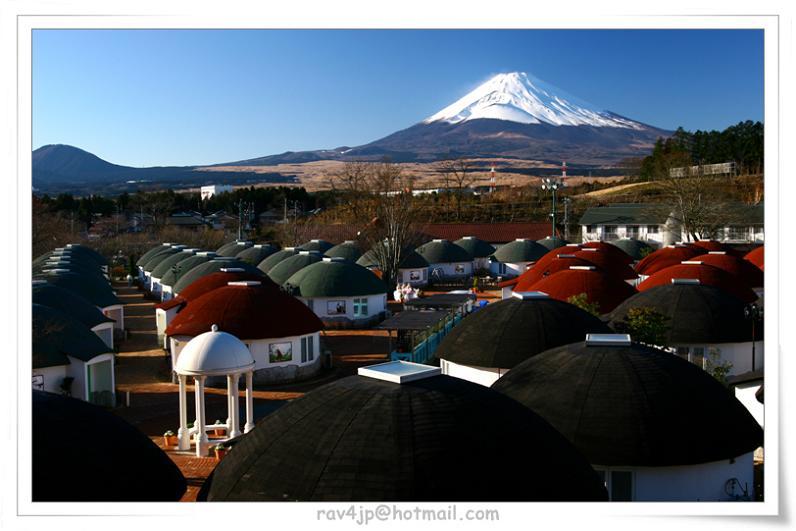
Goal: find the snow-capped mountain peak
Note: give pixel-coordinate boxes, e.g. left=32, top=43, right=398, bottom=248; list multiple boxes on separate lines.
left=424, top=72, right=643, bottom=129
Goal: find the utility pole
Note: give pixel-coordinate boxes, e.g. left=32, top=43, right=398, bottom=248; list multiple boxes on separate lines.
left=562, top=197, right=572, bottom=241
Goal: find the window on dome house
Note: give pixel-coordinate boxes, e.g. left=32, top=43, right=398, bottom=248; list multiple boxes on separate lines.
left=308, top=335, right=314, bottom=361
left=301, top=337, right=308, bottom=363
left=353, top=298, right=368, bottom=317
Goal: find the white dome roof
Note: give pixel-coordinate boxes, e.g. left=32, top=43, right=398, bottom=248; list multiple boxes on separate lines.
left=174, top=324, right=255, bottom=376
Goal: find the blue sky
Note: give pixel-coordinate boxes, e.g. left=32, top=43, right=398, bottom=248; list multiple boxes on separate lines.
left=32, top=29, right=764, bottom=167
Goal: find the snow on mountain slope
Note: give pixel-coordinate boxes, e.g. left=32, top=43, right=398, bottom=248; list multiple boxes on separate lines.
left=424, top=72, right=644, bottom=130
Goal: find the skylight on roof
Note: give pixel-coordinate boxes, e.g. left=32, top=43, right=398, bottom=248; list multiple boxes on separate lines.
left=708, top=251, right=727, bottom=255
left=585, top=334, right=632, bottom=346
left=358, top=361, right=441, bottom=384
left=219, top=268, right=245, bottom=273
left=512, top=291, right=549, bottom=300
left=228, top=281, right=261, bottom=287
left=672, top=278, right=701, bottom=285
left=569, top=266, right=596, bottom=271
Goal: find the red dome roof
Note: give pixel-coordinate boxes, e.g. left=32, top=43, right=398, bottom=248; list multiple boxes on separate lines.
left=513, top=256, right=601, bottom=291
left=529, top=269, right=637, bottom=313
left=581, top=241, right=634, bottom=264
left=690, top=240, right=726, bottom=252
left=165, top=282, right=323, bottom=339
left=635, top=246, right=702, bottom=276
left=155, top=271, right=278, bottom=314
left=744, top=246, right=764, bottom=270
left=638, top=263, right=758, bottom=303
left=574, top=249, right=638, bottom=280
left=691, top=253, right=764, bottom=288
left=530, top=244, right=583, bottom=272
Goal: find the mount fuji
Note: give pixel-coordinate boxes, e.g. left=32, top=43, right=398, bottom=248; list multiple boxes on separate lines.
left=225, top=71, right=670, bottom=167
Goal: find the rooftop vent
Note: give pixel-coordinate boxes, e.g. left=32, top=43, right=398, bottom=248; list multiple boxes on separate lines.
left=579, top=247, right=599, bottom=252
left=219, top=268, right=246, bottom=273
left=512, top=291, right=549, bottom=300
left=322, top=256, right=346, bottom=263
left=708, top=251, right=727, bottom=255
left=358, top=360, right=440, bottom=384
left=44, top=268, right=71, bottom=274
left=565, top=243, right=581, bottom=247
left=585, top=333, right=632, bottom=347
left=569, top=266, right=596, bottom=271
left=182, top=248, right=200, bottom=253
left=681, top=261, right=703, bottom=265
left=284, top=247, right=296, bottom=251
left=672, top=278, right=701, bottom=285
left=32, top=279, right=47, bottom=286
left=556, top=254, right=577, bottom=259
left=462, top=236, right=474, bottom=240
left=432, top=239, right=446, bottom=243
left=342, top=240, right=356, bottom=244
left=228, top=281, right=261, bottom=287
left=196, top=252, right=217, bottom=257
left=515, top=238, right=529, bottom=242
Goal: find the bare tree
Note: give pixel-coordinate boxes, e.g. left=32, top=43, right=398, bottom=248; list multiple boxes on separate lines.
left=330, top=161, right=370, bottom=222
left=439, top=157, right=477, bottom=221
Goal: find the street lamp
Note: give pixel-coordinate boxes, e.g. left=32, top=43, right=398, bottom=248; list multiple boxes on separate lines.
left=541, top=177, right=561, bottom=239
left=743, top=303, right=763, bottom=371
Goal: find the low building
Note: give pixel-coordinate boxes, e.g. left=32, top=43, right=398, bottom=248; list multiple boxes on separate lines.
left=284, top=258, right=388, bottom=328
left=454, top=236, right=495, bottom=271
left=492, top=335, right=763, bottom=501
left=415, top=239, right=473, bottom=280
left=579, top=203, right=676, bottom=246
left=489, top=238, right=548, bottom=277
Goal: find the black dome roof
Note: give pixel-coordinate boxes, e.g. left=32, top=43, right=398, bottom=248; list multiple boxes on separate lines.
left=492, top=341, right=763, bottom=466
left=33, top=282, right=114, bottom=329
left=435, top=295, right=611, bottom=369
left=32, top=391, right=187, bottom=501
left=200, top=373, right=607, bottom=501
left=606, top=283, right=762, bottom=344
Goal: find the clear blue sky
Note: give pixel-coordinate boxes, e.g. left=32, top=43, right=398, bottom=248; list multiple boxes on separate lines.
left=33, top=29, right=764, bottom=167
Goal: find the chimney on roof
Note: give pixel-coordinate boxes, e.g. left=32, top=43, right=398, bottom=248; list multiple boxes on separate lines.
left=585, top=334, right=632, bottom=347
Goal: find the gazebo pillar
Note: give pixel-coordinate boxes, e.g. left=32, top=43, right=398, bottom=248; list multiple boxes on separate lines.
left=244, top=371, right=255, bottom=433
left=177, top=374, right=190, bottom=450
left=229, top=373, right=241, bottom=438
left=226, top=374, right=234, bottom=432
left=194, top=375, right=208, bottom=457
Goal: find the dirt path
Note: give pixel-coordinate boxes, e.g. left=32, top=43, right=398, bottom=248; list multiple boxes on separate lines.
left=573, top=181, right=653, bottom=199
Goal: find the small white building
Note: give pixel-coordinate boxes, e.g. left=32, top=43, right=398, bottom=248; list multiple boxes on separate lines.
left=489, top=238, right=549, bottom=278
left=579, top=204, right=677, bottom=247
left=284, top=258, right=388, bottom=328
left=415, top=239, right=473, bottom=281
left=201, top=184, right=233, bottom=200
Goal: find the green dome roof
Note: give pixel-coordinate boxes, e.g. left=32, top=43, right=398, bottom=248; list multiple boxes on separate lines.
left=33, top=304, right=112, bottom=369
left=285, top=259, right=387, bottom=298
left=54, top=244, right=108, bottom=266
left=267, top=252, right=323, bottom=286
left=33, top=282, right=114, bottom=329
left=536, top=236, right=570, bottom=251
left=236, top=244, right=280, bottom=265
left=142, top=247, right=184, bottom=272
left=257, top=248, right=299, bottom=274
left=324, top=241, right=363, bottom=262
left=454, top=237, right=496, bottom=258
left=136, top=244, right=179, bottom=267
left=160, top=253, right=215, bottom=288
left=216, top=240, right=253, bottom=257
left=151, top=250, right=199, bottom=278
left=173, top=258, right=263, bottom=294
left=416, top=239, right=472, bottom=264
left=492, top=239, right=548, bottom=263
left=33, top=271, right=121, bottom=308
left=399, top=250, right=429, bottom=269
left=609, top=238, right=653, bottom=261
left=298, top=239, right=335, bottom=253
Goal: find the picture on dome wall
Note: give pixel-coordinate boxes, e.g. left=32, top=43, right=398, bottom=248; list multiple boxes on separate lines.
left=327, top=300, right=346, bottom=315
left=268, top=342, right=292, bottom=363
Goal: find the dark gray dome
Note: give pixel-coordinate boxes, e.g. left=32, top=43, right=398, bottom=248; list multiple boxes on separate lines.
left=285, top=260, right=387, bottom=297
left=606, top=284, right=762, bottom=344
left=173, top=258, right=263, bottom=294
left=435, top=294, right=612, bottom=369
left=267, top=252, right=323, bottom=285
left=33, top=271, right=121, bottom=308
left=298, top=239, right=335, bottom=253
left=199, top=373, right=607, bottom=501
left=536, top=236, right=569, bottom=251
left=235, top=244, right=280, bottom=265
left=136, top=243, right=178, bottom=266
left=160, top=253, right=216, bottom=288
left=33, top=282, right=114, bottom=329
left=416, top=239, right=472, bottom=264
left=142, top=247, right=184, bottom=272
left=324, top=241, right=363, bottom=262
left=609, top=238, right=654, bottom=261
left=33, top=390, right=186, bottom=501
left=492, top=340, right=763, bottom=466
left=257, top=248, right=299, bottom=274
left=151, top=249, right=198, bottom=278
left=32, top=304, right=112, bottom=369
left=216, top=240, right=254, bottom=257
left=454, top=237, right=496, bottom=258
left=493, top=239, right=548, bottom=263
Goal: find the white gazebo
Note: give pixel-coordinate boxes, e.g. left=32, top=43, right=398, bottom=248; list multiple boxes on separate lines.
left=174, top=324, right=256, bottom=457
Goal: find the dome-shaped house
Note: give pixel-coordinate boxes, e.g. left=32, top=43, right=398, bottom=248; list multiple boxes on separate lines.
left=416, top=239, right=473, bottom=280
left=154, top=270, right=271, bottom=349
left=149, top=248, right=200, bottom=298
left=357, top=245, right=430, bottom=287
left=141, top=245, right=186, bottom=291
left=266, top=250, right=323, bottom=286
left=298, top=239, right=335, bottom=254
left=33, top=304, right=115, bottom=406
left=285, top=258, right=388, bottom=328
left=34, top=257, right=108, bottom=283
left=33, top=281, right=116, bottom=349
left=34, top=270, right=125, bottom=332
left=489, top=238, right=548, bottom=277
left=159, top=251, right=218, bottom=301
left=454, top=236, right=495, bottom=271
left=33, top=390, right=187, bottom=501
left=198, top=362, right=607, bottom=501
left=492, top=336, right=763, bottom=501
left=607, top=283, right=764, bottom=375
left=498, top=254, right=601, bottom=299
left=637, top=263, right=758, bottom=303
left=134, top=242, right=180, bottom=282
left=50, top=244, right=109, bottom=273
left=166, top=282, right=324, bottom=384
left=536, top=236, right=569, bottom=251
left=172, top=258, right=263, bottom=295
left=324, top=240, right=363, bottom=262
left=744, top=245, right=764, bottom=271
left=216, top=240, right=253, bottom=257
left=235, top=243, right=280, bottom=265
left=692, top=252, right=764, bottom=290
left=529, top=267, right=637, bottom=313
left=609, top=238, right=654, bottom=262
left=635, top=245, right=702, bottom=278
left=437, top=291, right=612, bottom=386
left=257, top=247, right=298, bottom=274
left=581, top=240, right=635, bottom=264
